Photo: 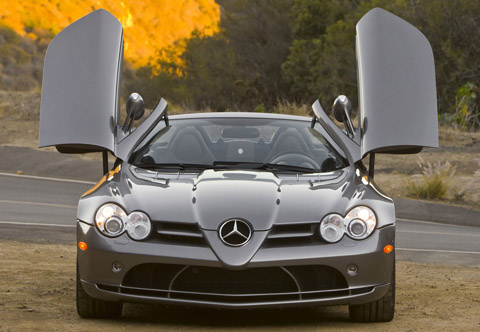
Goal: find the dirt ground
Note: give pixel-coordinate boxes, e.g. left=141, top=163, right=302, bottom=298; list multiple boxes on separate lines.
left=0, top=241, right=478, bottom=332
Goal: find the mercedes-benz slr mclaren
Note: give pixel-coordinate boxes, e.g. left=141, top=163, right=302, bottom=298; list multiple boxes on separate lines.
left=38, top=8, right=438, bottom=322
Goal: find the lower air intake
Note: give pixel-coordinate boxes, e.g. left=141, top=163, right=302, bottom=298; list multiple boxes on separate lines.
left=113, top=263, right=354, bottom=304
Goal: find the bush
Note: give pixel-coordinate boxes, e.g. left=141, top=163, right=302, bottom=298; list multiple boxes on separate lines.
left=0, top=23, right=44, bottom=91
left=407, top=157, right=456, bottom=199
left=438, top=113, right=456, bottom=127
left=454, top=82, right=480, bottom=131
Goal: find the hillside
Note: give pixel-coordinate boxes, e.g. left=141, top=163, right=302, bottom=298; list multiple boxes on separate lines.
left=0, top=0, right=220, bottom=67
left=0, top=24, right=46, bottom=91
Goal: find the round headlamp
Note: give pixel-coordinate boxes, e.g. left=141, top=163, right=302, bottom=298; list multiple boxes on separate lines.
left=319, top=214, right=345, bottom=243
left=126, top=211, right=151, bottom=240
left=345, top=206, right=376, bottom=240
left=95, top=203, right=126, bottom=237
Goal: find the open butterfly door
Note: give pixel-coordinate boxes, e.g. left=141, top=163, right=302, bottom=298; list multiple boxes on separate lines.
left=39, top=9, right=123, bottom=154
left=356, top=8, right=439, bottom=157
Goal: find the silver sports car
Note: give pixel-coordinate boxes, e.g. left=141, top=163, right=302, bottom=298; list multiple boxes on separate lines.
left=38, top=8, right=438, bottom=322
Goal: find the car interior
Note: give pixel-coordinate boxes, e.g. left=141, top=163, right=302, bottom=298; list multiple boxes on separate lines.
left=131, top=120, right=347, bottom=171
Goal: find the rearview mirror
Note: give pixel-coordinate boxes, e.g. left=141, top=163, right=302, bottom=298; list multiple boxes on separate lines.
left=123, top=92, right=145, bottom=132
left=332, top=95, right=355, bottom=137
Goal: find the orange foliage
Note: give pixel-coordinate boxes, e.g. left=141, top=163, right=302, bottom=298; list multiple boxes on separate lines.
left=0, top=0, right=220, bottom=66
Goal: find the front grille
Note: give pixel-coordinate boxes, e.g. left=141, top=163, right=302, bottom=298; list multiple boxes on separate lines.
left=103, top=263, right=362, bottom=304
left=264, top=222, right=320, bottom=247
left=148, top=221, right=323, bottom=248
left=152, top=221, right=205, bottom=246
left=268, top=222, right=317, bottom=239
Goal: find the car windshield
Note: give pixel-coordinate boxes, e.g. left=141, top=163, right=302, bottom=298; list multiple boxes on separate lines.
left=129, top=117, right=348, bottom=172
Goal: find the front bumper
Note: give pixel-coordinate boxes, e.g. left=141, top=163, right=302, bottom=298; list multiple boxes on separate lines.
left=77, top=222, right=395, bottom=308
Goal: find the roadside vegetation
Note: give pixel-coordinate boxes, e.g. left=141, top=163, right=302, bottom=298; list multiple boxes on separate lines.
left=0, top=23, right=49, bottom=91
left=406, top=158, right=456, bottom=200
left=1, top=0, right=480, bottom=124
left=124, top=0, right=480, bottom=130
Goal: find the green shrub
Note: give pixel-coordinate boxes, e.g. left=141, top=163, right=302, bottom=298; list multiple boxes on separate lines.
left=255, top=103, right=266, bottom=113
left=455, top=82, right=480, bottom=131
left=438, top=113, right=456, bottom=127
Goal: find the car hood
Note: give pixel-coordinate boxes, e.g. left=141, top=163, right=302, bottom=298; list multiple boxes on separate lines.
left=79, top=166, right=393, bottom=231
left=128, top=168, right=353, bottom=231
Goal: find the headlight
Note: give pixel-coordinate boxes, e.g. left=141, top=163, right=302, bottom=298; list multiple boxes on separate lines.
left=95, top=203, right=151, bottom=240
left=95, top=203, right=126, bottom=237
left=105, top=215, right=124, bottom=235
left=345, top=206, right=376, bottom=240
left=319, top=214, right=345, bottom=243
left=126, top=211, right=151, bottom=240
left=319, top=206, right=377, bottom=242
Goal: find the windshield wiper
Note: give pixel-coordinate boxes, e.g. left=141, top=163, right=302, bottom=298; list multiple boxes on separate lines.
left=213, top=161, right=317, bottom=173
left=136, top=161, right=318, bottom=173
left=134, top=163, right=213, bottom=170
left=213, top=161, right=265, bottom=169
left=263, top=163, right=317, bottom=173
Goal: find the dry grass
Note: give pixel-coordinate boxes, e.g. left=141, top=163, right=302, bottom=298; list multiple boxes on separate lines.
left=406, top=158, right=456, bottom=199
left=271, top=100, right=311, bottom=116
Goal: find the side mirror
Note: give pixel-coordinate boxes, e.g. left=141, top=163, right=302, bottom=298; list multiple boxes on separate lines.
left=123, top=92, right=145, bottom=132
left=332, top=95, right=355, bottom=137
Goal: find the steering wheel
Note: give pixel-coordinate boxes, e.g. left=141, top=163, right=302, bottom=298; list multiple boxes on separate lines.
left=269, top=152, right=321, bottom=169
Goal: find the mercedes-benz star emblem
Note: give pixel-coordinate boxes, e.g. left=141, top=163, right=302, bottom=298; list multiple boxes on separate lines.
left=219, top=219, right=252, bottom=247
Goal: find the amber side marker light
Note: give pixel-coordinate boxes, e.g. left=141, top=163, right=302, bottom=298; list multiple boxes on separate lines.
left=384, top=245, right=394, bottom=254
left=78, top=242, right=88, bottom=251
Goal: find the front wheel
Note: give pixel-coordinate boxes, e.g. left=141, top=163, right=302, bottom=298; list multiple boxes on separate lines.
left=349, top=263, right=395, bottom=322
left=76, top=264, right=123, bottom=319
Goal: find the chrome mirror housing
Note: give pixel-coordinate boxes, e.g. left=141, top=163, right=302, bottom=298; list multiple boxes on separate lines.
left=332, top=95, right=355, bottom=137
left=123, top=92, right=145, bottom=132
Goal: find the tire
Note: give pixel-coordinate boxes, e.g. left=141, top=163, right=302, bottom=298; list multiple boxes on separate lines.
left=349, top=262, right=395, bottom=322
left=76, top=265, right=123, bottom=319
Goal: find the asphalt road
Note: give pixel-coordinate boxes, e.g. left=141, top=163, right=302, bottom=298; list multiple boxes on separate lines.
left=0, top=172, right=92, bottom=243
left=0, top=173, right=479, bottom=266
